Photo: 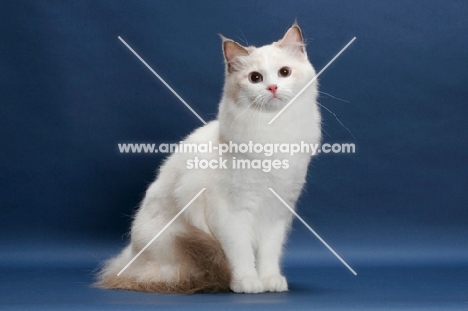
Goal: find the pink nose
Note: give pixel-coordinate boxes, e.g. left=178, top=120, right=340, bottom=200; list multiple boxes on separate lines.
left=267, top=84, right=278, bottom=94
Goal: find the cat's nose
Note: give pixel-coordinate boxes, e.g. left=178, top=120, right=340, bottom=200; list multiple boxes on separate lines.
left=267, top=84, right=278, bottom=95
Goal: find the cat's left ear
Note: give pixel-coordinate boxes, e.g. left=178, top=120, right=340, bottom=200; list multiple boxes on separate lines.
left=279, top=23, right=307, bottom=57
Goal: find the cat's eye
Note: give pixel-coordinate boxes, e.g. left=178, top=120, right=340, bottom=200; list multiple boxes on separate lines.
left=248, top=72, right=263, bottom=83
left=278, top=67, right=291, bottom=77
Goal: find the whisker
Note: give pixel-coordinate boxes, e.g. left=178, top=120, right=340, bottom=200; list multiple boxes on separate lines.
left=229, top=102, right=253, bottom=131
left=319, top=91, right=350, bottom=103
left=256, top=99, right=263, bottom=140
left=235, top=29, right=249, bottom=46
left=222, top=98, right=245, bottom=115
left=292, top=104, right=302, bottom=135
left=247, top=103, right=258, bottom=140
left=317, top=101, right=356, bottom=139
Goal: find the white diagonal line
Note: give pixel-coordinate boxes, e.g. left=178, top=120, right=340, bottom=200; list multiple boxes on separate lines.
left=268, top=37, right=356, bottom=124
left=269, top=188, right=357, bottom=275
left=118, top=36, right=207, bottom=125
left=117, top=188, right=206, bottom=276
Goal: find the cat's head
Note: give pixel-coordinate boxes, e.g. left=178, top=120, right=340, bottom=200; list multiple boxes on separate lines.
left=221, top=23, right=316, bottom=112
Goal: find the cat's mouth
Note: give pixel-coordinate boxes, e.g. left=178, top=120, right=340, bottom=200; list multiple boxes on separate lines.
left=268, top=97, right=281, bottom=105
left=268, top=94, right=287, bottom=104
left=254, top=96, right=287, bottom=111
left=244, top=93, right=288, bottom=112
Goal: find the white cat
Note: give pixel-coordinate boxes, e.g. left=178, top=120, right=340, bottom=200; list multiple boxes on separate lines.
left=96, top=23, right=321, bottom=294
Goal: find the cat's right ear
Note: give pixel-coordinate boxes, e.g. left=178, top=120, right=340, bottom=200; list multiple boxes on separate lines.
left=220, top=35, right=249, bottom=73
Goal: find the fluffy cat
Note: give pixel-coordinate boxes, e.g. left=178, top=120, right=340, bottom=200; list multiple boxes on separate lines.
left=96, top=23, right=321, bottom=294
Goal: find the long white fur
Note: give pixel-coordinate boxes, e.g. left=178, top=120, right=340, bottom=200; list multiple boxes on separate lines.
left=99, top=24, right=321, bottom=294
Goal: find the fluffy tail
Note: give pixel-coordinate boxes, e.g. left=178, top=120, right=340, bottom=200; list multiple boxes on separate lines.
left=94, top=227, right=231, bottom=294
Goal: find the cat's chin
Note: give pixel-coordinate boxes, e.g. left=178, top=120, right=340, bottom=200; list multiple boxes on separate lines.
left=261, top=98, right=287, bottom=112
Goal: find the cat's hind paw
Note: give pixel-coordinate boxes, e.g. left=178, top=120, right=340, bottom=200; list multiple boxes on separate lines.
left=261, top=274, right=288, bottom=292
left=230, top=276, right=264, bottom=294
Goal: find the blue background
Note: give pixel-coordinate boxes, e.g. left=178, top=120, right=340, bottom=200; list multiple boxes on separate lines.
left=1, top=0, right=467, bottom=309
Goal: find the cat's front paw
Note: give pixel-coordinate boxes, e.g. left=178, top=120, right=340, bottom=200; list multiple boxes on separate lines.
left=261, top=274, right=288, bottom=292
left=230, top=276, right=264, bottom=294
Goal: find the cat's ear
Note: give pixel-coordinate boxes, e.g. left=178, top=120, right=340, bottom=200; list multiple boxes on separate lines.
left=220, top=35, right=249, bottom=73
left=279, top=22, right=306, bottom=57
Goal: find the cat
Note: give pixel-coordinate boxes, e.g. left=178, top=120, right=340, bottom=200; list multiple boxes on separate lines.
left=96, top=22, right=321, bottom=294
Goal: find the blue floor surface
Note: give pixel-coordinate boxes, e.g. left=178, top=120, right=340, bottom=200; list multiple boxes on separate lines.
left=1, top=264, right=467, bottom=310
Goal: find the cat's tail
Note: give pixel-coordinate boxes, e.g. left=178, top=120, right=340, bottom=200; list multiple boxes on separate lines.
left=94, top=226, right=231, bottom=294
left=172, top=226, right=232, bottom=293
